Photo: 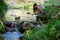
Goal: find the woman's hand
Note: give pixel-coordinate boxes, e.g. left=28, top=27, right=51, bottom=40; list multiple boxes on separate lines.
left=37, top=6, right=44, bottom=14
left=34, top=12, right=38, bottom=15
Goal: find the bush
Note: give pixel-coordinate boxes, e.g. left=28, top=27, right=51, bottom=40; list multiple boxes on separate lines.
left=23, top=13, right=60, bottom=40
left=0, top=0, right=7, bottom=21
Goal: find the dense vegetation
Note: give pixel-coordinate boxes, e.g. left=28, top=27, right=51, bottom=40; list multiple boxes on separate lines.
left=0, top=0, right=7, bottom=40
left=0, top=0, right=7, bottom=35
left=23, top=15, right=60, bottom=40
left=0, top=0, right=7, bottom=21
left=22, top=6, right=60, bottom=40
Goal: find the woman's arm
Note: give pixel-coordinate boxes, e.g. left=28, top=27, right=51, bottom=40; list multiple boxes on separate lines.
left=37, top=6, right=44, bottom=14
left=33, top=11, right=38, bottom=15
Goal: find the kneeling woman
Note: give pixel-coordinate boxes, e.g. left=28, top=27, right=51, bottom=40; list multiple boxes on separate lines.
left=33, top=3, right=45, bottom=22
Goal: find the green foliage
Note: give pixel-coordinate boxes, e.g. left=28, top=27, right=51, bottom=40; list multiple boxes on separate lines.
left=0, top=0, right=7, bottom=20
left=0, top=21, right=5, bottom=33
left=0, top=34, right=4, bottom=40
left=45, top=6, right=60, bottom=19
left=0, top=21, right=5, bottom=40
left=23, top=9, right=60, bottom=40
left=23, top=20, right=60, bottom=40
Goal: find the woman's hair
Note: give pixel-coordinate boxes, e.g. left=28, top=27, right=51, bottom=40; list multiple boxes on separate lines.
left=33, top=3, right=37, bottom=12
